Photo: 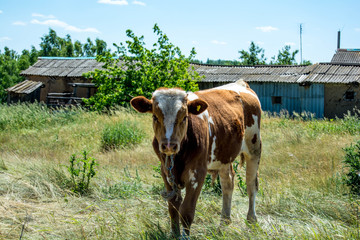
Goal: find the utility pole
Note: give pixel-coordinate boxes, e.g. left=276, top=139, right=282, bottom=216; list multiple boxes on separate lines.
left=300, top=23, right=303, bottom=64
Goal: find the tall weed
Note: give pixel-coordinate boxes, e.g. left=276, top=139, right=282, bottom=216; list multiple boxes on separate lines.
left=101, top=120, right=145, bottom=150
left=343, top=140, right=360, bottom=195
left=0, top=103, right=84, bottom=131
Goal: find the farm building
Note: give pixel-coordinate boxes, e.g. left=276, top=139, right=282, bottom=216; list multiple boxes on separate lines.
left=16, top=53, right=360, bottom=118
left=18, top=57, right=100, bottom=105
left=193, top=61, right=360, bottom=118
left=6, top=80, right=44, bottom=104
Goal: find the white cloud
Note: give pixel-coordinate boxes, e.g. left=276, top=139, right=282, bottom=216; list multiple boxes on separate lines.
left=355, top=28, right=360, bottom=32
left=98, top=0, right=128, bottom=5
left=132, top=0, right=146, bottom=6
left=256, top=26, right=279, bottom=32
left=0, top=10, right=3, bottom=14
left=13, top=21, right=27, bottom=26
left=32, top=13, right=56, bottom=19
left=31, top=19, right=100, bottom=33
left=284, top=42, right=296, bottom=46
left=0, top=37, right=11, bottom=42
left=211, top=40, right=227, bottom=45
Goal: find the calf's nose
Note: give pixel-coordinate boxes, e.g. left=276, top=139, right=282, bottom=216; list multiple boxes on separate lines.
left=160, top=142, right=178, bottom=155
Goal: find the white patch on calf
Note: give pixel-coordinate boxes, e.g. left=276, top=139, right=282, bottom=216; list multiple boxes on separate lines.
left=208, top=161, right=222, bottom=170
left=153, top=89, right=187, bottom=141
left=188, top=169, right=198, bottom=189
left=241, top=114, right=260, bottom=155
left=210, top=136, right=217, bottom=162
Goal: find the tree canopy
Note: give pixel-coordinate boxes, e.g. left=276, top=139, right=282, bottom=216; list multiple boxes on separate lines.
left=239, top=41, right=267, bottom=65
left=83, top=24, right=201, bottom=111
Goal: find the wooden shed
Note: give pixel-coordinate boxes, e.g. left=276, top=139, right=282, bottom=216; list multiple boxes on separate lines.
left=20, top=57, right=101, bottom=102
left=6, top=80, right=44, bottom=104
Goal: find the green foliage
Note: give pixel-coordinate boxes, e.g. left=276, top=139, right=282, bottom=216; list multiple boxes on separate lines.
left=238, top=41, right=267, bottom=65
left=271, top=45, right=299, bottom=65
left=233, top=160, right=247, bottom=196
left=102, top=168, right=143, bottom=199
left=83, top=24, right=201, bottom=111
left=202, top=174, right=222, bottom=195
left=101, top=120, right=145, bottom=150
left=0, top=47, right=38, bottom=102
left=67, top=150, right=98, bottom=195
left=343, top=141, right=360, bottom=195
left=39, top=28, right=111, bottom=57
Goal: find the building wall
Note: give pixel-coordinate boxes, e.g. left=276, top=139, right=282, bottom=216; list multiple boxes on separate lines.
left=249, top=82, right=324, bottom=117
left=199, top=81, right=325, bottom=117
left=25, top=76, right=94, bottom=102
left=324, top=83, right=360, bottom=118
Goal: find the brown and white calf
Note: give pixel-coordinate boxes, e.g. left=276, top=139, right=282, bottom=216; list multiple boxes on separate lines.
left=130, top=80, right=262, bottom=236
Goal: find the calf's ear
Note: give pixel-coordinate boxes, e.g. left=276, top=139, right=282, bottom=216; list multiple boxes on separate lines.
left=188, top=99, right=208, bottom=115
left=130, top=96, right=153, bottom=113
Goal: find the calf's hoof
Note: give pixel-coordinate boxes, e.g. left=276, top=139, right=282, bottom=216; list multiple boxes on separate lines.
left=246, top=214, right=257, bottom=224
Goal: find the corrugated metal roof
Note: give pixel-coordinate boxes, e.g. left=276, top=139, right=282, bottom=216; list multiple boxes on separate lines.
left=6, top=80, right=44, bottom=94
left=331, top=49, right=360, bottom=65
left=21, top=57, right=107, bottom=77
left=20, top=57, right=360, bottom=84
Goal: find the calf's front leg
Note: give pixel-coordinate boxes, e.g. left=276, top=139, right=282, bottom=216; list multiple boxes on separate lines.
left=179, top=169, right=206, bottom=236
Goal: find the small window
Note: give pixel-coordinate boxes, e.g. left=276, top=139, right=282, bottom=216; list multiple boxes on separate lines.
left=272, top=96, right=282, bottom=104
left=344, top=91, right=355, bottom=101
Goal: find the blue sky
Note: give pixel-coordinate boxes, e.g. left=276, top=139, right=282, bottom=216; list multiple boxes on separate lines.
left=1, top=0, right=359, bottom=63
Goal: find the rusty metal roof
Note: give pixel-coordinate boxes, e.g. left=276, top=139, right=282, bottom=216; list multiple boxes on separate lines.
left=20, top=57, right=360, bottom=84
left=6, top=80, right=44, bottom=94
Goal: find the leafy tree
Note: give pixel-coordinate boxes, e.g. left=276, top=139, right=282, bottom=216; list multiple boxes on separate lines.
left=271, top=45, right=299, bottom=65
left=0, top=47, right=31, bottom=102
left=39, top=29, right=110, bottom=57
left=239, top=41, right=266, bottom=65
left=74, top=40, right=84, bottom=57
left=83, top=24, right=201, bottom=111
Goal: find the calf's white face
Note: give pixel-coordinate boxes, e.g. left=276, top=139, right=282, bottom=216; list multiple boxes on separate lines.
left=130, top=89, right=208, bottom=156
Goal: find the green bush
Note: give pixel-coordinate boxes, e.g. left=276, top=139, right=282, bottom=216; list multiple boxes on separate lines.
left=101, top=120, right=145, bottom=150
left=67, top=150, right=98, bottom=195
left=343, top=140, right=360, bottom=195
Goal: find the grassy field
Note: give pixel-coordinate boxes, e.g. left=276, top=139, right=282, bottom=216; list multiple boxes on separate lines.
left=0, top=103, right=359, bottom=239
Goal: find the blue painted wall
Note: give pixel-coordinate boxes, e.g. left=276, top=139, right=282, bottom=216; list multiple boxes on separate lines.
left=249, top=82, right=324, bottom=118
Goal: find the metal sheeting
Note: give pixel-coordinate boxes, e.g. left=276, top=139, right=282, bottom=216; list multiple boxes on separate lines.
left=6, top=80, right=44, bottom=94
left=331, top=50, right=360, bottom=65
left=21, top=58, right=106, bottom=77
left=249, top=82, right=324, bottom=117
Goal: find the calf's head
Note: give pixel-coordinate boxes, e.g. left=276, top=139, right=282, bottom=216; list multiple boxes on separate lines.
left=130, top=88, right=208, bottom=156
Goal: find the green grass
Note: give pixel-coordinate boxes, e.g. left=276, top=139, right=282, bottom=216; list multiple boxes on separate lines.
left=0, top=103, right=359, bottom=239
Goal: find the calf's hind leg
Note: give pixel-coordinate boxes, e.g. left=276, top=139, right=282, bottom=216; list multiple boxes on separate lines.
left=244, top=151, right=260, bottom=223
left=219, top=163, right=235, bottom=224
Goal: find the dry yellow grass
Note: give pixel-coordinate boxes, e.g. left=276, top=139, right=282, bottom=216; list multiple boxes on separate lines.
left=0, top=104, right=359, bottom=239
